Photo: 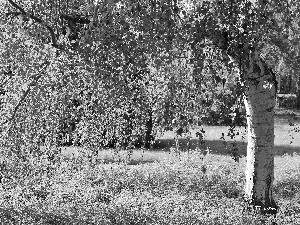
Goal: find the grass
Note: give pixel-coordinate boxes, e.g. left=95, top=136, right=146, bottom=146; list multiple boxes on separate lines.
left=0, top=107, right=299, bottom=224
left=0, top=151, right=299, bottom=224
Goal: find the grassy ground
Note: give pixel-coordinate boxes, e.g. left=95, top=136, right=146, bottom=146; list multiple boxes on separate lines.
left=0, top=152, right=299, bottom=224
left=0, top=107, right=299, bottom=224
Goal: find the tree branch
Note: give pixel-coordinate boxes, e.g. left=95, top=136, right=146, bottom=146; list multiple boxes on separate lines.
left=0, top=61, right=50, bottom=127
left=7, top=0, right=26, bottom=14
left=92, top=3, right=100, bottom=26
left=5, top=11, right=22, bottom=18
left=7, top=0, right=59, bottom=48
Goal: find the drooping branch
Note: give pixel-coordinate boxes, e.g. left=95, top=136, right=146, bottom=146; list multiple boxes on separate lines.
left=7, top=0, right=59, bottom=48
left=93, top=3, right=100, bottom=25
left=0, top=61, right=50, bottom=127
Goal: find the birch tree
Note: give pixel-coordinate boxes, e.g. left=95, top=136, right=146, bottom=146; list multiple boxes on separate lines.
left=3, top=0, right=300, bottom=214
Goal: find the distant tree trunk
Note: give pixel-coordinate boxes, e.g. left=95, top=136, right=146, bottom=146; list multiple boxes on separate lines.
left=288, top=74, right=292, bottom=92
left=243, top=50, right=277, bottom=214
left=123, top=108, right=134, bottom=149
left=296, top=78, right=300, bottom=109
left=144, top=109, right=154, bottom=149
left=277, top=75, right=281, bottom=93
left=275, top=58, right=283, bottom=94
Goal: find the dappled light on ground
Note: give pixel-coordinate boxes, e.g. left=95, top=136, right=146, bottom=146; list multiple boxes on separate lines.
left=0, top=150, right=299, bottom=224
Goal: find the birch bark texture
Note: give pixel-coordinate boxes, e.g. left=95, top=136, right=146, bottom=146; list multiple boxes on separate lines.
left=243, top=50, right=277, bottom=213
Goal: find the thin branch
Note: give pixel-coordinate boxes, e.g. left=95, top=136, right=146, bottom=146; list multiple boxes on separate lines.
left=93, top=3, right=100, bottom=25
left=5, top=12, right=22, bottom=17
left=7, top=0, right=26, bottom=14
left=0, top=61, right=50, bottom=127
left=7, top=0, right=59, bottom=48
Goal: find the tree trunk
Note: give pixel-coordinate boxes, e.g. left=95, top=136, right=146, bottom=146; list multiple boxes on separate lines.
left=243, top=50, right=278, bottom=214
left=296, top=78, right=300, bottom=109
left=144, top=109, right=154, bottom=149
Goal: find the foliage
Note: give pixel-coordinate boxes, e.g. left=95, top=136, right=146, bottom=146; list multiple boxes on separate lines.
left=0, top=17, right=242, bottom=151
left=2, top=0, right=299, bottom=151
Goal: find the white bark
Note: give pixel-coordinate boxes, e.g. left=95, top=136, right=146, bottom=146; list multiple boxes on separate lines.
left=243, top=50, right=277, bottom=212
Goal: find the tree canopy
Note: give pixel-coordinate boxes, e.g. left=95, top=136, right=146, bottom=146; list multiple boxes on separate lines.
left=1, top=0, right=299, bottom=149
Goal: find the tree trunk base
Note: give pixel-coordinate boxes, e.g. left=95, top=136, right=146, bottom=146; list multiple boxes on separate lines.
left=243, top=196, right=278, bottom=215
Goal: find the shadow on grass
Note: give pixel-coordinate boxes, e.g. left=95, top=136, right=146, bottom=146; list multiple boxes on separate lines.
left=99, top=158, right=158, bottom=165
left=152, top=138, right=300, bottom=157
left=60, top=134, right=300, bottom=166
left=0, top=207, right=94, bottom=225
